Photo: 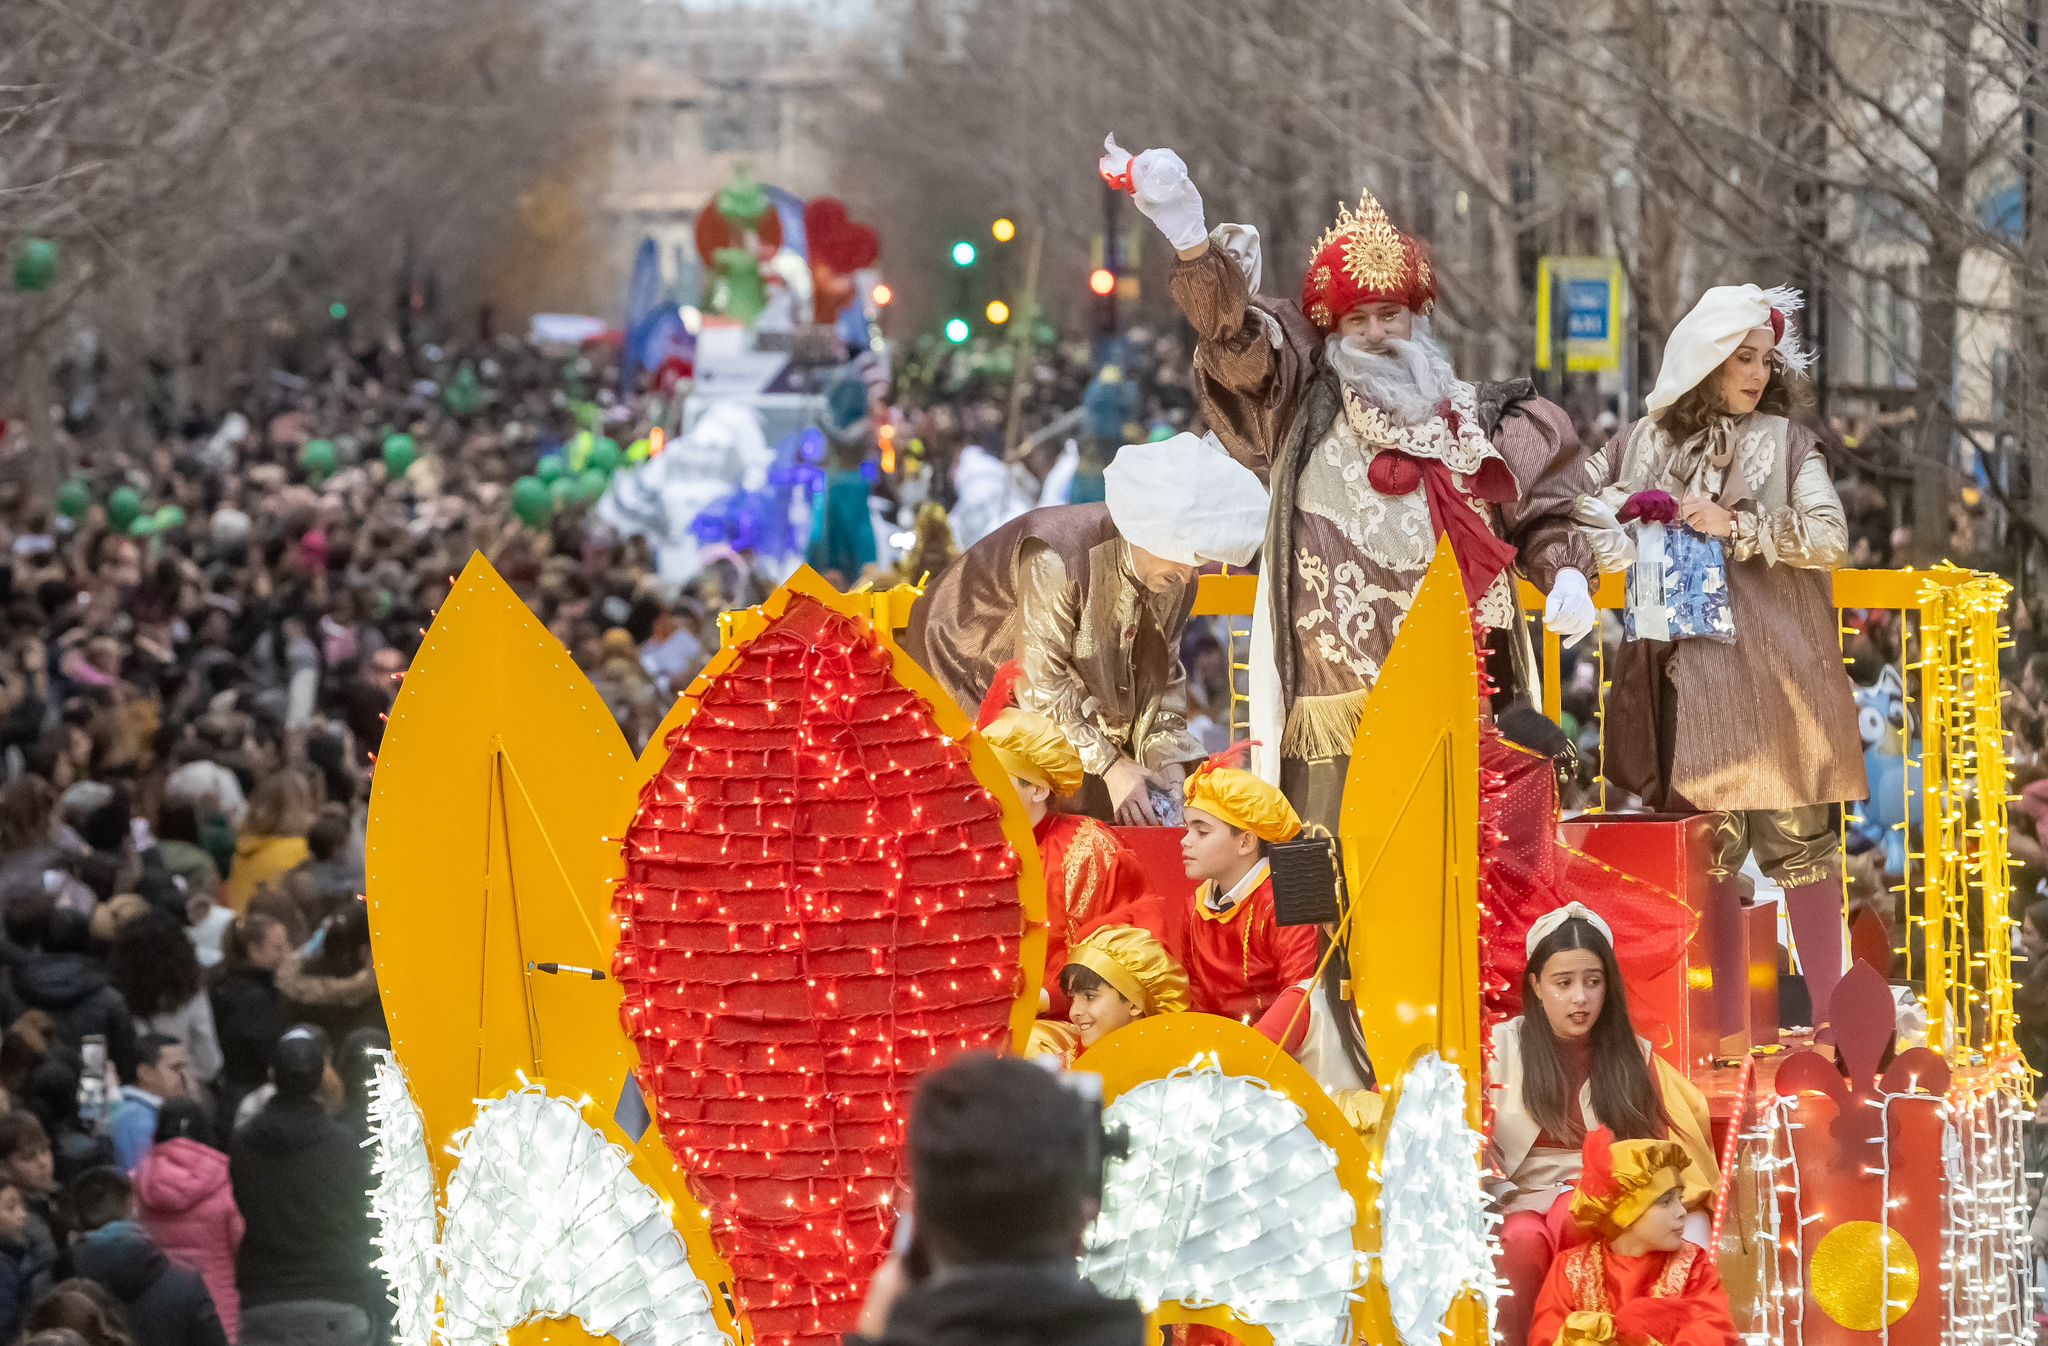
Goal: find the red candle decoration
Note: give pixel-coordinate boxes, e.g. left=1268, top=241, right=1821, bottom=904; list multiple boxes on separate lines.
left=613, top=593, right=1024, bottom=1345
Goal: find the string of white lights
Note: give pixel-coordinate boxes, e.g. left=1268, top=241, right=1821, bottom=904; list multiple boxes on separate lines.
left=1375, top=1053, right=1498, bottom=1346
left=365, top=1053, right=439, bottom=1346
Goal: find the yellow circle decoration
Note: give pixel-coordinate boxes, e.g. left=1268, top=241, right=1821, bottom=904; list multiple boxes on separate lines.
left=1810, top=1220, right=1920, bottom=1330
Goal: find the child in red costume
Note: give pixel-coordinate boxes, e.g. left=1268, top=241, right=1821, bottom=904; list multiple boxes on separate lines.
left=982, top=702, right=1154, bottom=1017
left=1177, top=749, right=1319, bottom=1051
left=1528, top=1129, right=1737, bottom=1346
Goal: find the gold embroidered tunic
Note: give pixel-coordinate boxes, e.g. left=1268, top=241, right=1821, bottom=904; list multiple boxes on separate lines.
left=902, top=503, right=1201, bottom=776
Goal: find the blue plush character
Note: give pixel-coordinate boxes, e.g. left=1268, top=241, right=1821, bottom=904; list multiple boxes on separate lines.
left=1848, top=666, right=1920, bottom=876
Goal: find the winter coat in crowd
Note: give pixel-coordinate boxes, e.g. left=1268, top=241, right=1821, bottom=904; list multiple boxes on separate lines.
left=154, top=841, right=222, bottom=907
left=11, top=952, right=139, bottom=1074
left=277, top=953, right=379, bottom=1048
left=208, top=967, right=286, bottom=1120
left=223, top=836, right=307, bottom=912
left=846, top=1265, right=1147, bottom=1346
left=136, top=1137, right=245, bottom=1343
left=0, top=1231, right=56, bottom=1340
left=228, top=1097, right=376, bottom=1314
left=71, top=1218, right=229, bottom=1346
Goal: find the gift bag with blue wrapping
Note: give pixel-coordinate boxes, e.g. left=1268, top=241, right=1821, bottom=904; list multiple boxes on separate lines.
left=1623, top=521, right=1735, bottom=642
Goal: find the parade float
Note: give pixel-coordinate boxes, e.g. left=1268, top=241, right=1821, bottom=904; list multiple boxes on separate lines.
left=361, top=545, right=2028, bottom=1346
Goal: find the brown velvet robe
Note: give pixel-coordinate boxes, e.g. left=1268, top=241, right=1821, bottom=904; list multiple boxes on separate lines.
left=1577, top=414, right=1867, bottom=812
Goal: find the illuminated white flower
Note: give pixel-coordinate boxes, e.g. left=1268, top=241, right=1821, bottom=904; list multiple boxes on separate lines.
left=438, top=1087, right=727, bottom=1346
left=1377, top=1053, right=1497, bottom=1345
left=1082, top=1061, right=1362, bottom=1346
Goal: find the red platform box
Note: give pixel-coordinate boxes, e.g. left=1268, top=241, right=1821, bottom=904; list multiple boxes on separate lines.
left=1557, top=813, right=1718, bottom=1072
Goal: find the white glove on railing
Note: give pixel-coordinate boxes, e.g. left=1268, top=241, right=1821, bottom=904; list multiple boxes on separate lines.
left=1542, top=567, right=1596, bottom=647
left=1100, top=134, right=1208, bottom=253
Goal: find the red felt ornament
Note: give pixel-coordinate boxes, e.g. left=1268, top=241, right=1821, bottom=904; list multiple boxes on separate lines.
left=612, top=594, right=1024, bottom=1346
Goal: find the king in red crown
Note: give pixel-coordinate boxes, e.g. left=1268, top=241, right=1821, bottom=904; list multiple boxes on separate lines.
left=1101, top=134, right=1599, bottom=827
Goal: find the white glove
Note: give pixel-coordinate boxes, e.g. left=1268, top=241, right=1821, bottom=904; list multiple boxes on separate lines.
left=1101, top=134, right=1209, bottom=253
left=1543, top=567, right=1597, bottom=647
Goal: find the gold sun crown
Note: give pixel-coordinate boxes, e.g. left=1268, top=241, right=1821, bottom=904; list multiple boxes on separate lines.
left=1302, top=189, right=1433, bottom=327
left=1316, top=191, right=1409, bottom=291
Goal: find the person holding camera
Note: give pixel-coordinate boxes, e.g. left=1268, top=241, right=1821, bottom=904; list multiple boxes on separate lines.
left=849, top=1055, right=1143, bottom=1346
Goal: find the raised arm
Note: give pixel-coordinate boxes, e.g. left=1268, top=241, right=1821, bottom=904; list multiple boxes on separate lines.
left=1495, top=394, right=1599, bottom=645
left=1103, top=135, right=1317, bottom=474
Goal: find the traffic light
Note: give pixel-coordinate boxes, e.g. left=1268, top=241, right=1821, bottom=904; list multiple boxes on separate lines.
left=991, top=218, right=1017, bottom=243
left=944, top=317, right=971, bottom=343
left=985, top=300, right=1011, bottom=325
left=951, top=241, right=977, bottom=267
left=1088, top=268, right=1116, bottom=297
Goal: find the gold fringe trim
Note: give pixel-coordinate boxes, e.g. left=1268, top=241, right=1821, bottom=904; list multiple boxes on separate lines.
left=1281, top=688, right=1371, bottom=760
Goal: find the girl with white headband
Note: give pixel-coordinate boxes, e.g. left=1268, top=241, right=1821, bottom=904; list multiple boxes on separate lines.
left=1571, top=285, right=1867, bottom=1037
left=1487, top=903, right=1718, bottom=1346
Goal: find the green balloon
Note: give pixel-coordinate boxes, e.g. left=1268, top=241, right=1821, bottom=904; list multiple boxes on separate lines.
left=548, top=478, right=574, bottom=508
left=715, top=169, right=771, bottom=228
left=511, top=475, right=553, bottom=527
left=590, top=437, right=623, bottom=473
left=55, top=479, right=90, bottom=520
left=535, top=454, right=565, bottom=482
left=627, top=438, right=651, bottom=464
left=382, top=432, right=419, bottom=476
left=566, top=430, right=594, bottom=473
left=300, top=439, right=338, bottom=482
left=571, top=469, right=607, bottom=505
left=154, top=504, right=186, bottom=530
left=443, top=366, right=482, bottom=417
left=13, top=239, right=57, bottom=293
left=106, top=486, right=142, bottom=529
left=128, top=515, right=161, bottom=538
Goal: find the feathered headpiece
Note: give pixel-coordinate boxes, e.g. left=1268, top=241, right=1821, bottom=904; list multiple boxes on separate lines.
left=1645, top=283, right=1817, bottom=417
left=1182, top=741, right=1302, bottom=844
left=976, top=659, right=1024, bottom=731
left=1300, top=190, right=1436, bottom=332
left=1570, top=1127, right=1690, bottom=1237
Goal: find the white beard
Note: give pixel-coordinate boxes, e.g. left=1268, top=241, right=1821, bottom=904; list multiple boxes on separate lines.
left=1324, top=320, right=1462, bottom=427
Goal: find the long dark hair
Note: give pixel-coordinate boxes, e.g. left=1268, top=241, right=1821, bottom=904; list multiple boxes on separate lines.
left=1319, top=927, right=1375, bottom=1090
left=1657, top=359, right=1799, bottom=445
left=1519, top=916, right=1665, bottom=1142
